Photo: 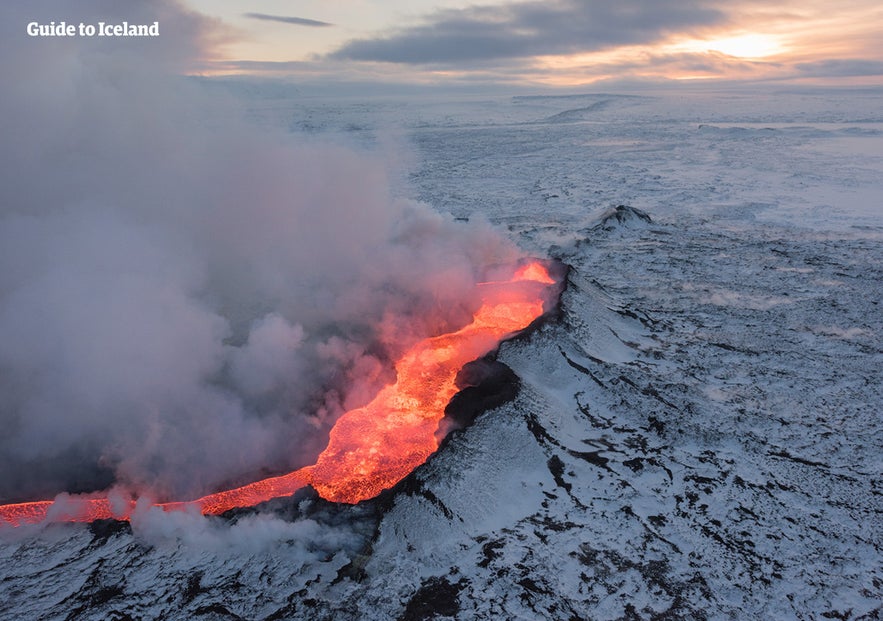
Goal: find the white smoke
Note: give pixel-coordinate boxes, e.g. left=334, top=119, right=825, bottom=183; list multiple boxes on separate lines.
left=0, top=1, right=521, bottom=503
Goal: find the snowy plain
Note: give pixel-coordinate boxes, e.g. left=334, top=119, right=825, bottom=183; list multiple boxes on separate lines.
left=1, top=86, right=881, bottom=620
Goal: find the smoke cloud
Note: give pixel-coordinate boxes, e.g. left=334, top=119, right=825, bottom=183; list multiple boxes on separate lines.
left=0, top=1, right=521, bottom=503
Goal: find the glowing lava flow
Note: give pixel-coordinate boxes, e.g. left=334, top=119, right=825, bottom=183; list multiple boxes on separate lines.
left=0, top=261, right=559, bottom=527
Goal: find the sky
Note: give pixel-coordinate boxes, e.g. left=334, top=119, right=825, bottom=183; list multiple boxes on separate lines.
left=184, top=0, right=883, bottom=87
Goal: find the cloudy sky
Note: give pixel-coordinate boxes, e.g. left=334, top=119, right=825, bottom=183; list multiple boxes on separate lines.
left=185, top=0, right=883, bottom=86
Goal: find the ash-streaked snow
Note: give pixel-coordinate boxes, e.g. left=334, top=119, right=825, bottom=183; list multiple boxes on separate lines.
left=2, top=87, right=881, bottom=620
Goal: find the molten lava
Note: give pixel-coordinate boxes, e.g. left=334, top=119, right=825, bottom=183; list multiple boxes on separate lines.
left=0, top=261, right=559, bottom=527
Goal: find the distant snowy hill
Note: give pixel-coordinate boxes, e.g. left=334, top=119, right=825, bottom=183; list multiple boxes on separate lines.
left=2, top=88, right=881, bottom=620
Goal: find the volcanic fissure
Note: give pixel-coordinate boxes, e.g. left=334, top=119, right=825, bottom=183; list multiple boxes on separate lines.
left=0, top=260, right=562, bottom=527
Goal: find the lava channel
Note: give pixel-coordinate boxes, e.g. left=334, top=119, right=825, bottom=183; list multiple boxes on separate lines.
left=0, top=260, right=560, bottom=527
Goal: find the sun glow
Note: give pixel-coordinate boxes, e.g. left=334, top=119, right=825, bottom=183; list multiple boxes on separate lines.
left=526, top=31, right=791, bottom=85
left=677, top=34, right=786, bottom=59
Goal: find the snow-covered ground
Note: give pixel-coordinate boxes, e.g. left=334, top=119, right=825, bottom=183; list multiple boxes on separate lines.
left=2, top=87, right=881, bottom=620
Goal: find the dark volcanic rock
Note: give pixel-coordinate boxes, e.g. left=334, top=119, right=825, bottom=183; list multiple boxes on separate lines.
left=591, top=205, right=652, bottom=232
left=400, top=576, right=466, bottom=621
left=438, top=357, right=520, bottom=438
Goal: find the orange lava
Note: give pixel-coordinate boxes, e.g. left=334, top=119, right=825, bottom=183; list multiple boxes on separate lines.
left=0, top=261, right=558, bottom=527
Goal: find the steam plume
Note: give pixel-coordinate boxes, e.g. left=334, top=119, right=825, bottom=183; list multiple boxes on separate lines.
left=0, top=1, right=521, bottom=503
